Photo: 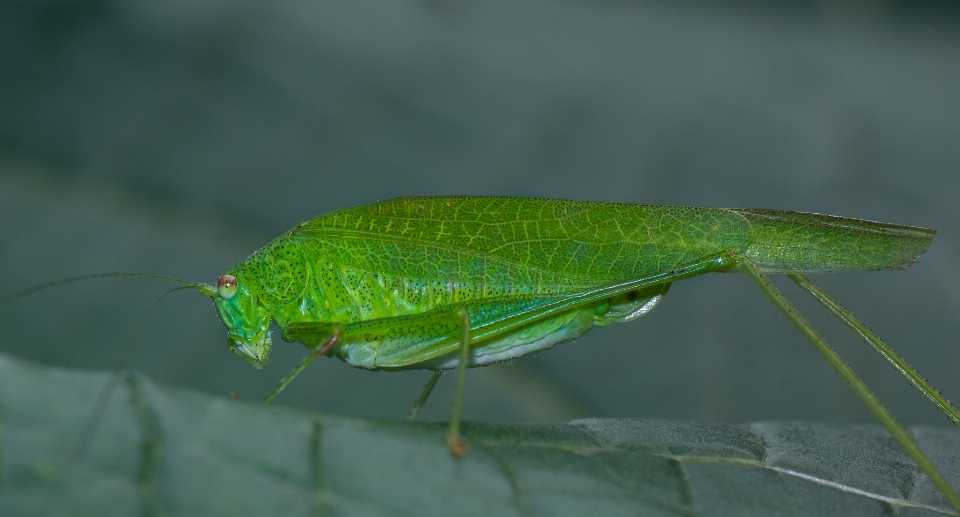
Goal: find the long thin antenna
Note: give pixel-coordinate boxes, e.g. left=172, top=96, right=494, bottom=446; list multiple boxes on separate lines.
left=69, top=285, right=197, bottom=467
left=0, top=273, right=200, bottom=304
left=2, top=272, right=213, bottom=467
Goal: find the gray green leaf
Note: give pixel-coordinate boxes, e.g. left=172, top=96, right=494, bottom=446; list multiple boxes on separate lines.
left=0, top=354, right=957, bottom=517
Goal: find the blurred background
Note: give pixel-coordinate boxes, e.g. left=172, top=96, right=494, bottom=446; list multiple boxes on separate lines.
left=1, top=0, right=959, bottom=428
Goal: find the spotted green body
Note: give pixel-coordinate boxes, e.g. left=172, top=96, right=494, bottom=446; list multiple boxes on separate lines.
left=211, top=197, right=933, bottom=372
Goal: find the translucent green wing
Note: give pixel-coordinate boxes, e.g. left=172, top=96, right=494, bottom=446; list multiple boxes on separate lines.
left=730, top=208, right=935, bottom=273
left=295, top=197, right=752, bottom=288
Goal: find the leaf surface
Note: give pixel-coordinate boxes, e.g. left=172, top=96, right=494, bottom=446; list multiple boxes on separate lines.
left=0, top=354, right=957, bottom=517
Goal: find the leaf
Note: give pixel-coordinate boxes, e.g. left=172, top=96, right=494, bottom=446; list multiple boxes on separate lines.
left=0, top=354, right=957, bottom=517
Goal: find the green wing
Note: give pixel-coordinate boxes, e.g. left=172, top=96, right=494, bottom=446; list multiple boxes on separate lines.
left=295, top=197, right=752, bottom=289
left=731, top=208, right=935, bottom=273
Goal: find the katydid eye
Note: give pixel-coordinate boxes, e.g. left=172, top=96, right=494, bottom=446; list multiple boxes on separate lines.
left=217, top=274, right=238, bottom=300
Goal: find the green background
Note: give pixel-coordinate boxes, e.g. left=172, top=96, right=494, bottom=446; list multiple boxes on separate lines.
left=2, top=1, right=959, bottom=431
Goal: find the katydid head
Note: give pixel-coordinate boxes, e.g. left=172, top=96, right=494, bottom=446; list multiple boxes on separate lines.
left=204, top=235, right=309, bottom=370
left=204, top=268, right=273, bottom=369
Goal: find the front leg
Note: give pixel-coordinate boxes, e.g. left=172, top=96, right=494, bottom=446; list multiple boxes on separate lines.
left=262, top=322, right=344, bottom=405
left=271, top=309, right=474, bottom=456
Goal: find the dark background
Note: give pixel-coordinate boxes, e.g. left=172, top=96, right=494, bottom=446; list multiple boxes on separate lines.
left=2, top=0, right=959, bottom=427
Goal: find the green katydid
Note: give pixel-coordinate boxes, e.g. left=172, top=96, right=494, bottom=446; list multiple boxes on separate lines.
left=3, top=196, right=959, bottom=510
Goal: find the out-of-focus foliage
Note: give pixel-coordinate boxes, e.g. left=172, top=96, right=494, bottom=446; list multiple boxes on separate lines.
left=3, top=0, right=960, bottom=429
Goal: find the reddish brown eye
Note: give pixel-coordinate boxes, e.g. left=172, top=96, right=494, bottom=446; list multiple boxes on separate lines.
left=217, top=274, right=238, bottom=300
